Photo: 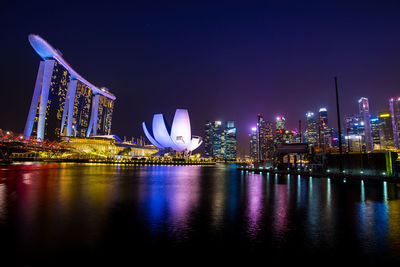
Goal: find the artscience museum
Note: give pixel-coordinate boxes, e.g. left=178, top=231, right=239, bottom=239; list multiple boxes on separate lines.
left=142, top=109, right=202, bottom=153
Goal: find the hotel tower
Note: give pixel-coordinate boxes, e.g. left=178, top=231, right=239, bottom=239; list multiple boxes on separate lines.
left=24, top=34, right=116, bottom=141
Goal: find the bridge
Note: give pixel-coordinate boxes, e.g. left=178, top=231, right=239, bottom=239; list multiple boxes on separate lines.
left=0, top=133, right=69, bottom=162
left=276, top=143, right=309, bottom=170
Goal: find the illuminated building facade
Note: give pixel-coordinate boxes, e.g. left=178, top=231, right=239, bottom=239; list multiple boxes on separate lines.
left=370, top=117, right=382, bottom=150
left=358, top=97, right=373, bottom=151
left=27, top=60, right=71, bottom=140
left=249, top=127, right=258, bottom=160
left=329, top=128, right=339, bottom=148
left=257, top=114, right=274, bottom=160
left=204, top=121, right=223, bottom=159
left=265, top=120, right=274, bottom=156
left=204, top=120, right=236, bottom=160
left=24, top=34, right=116, bottom=141
left=63, top=136, right=157, bottom=157
left=143, top=109, right=202, bottom=153
left=223, top=121, right=237, bottom=161
left=204, top=121, right=212, bottom=157
left=318, top=108, right=330, bottom=146
left=283, top=130, right=295, bottom=143
left=70, top=81, right=92, bottom=137
left=275, top=116, right=285, bottom=145
left=97, top=95, right=114, bottom=136
left=345, top=114, right=364, bottom=135
left=378, top=111, right=394, bottom=150
left=306, top=111, right=318, bottom=146
left=345, top=135, right=363, bottom=152
left=344, top=114, right=365, bottom=152
left=319, top=108, right=328, bottom=126
left=204, top=121, right=213, bottom=157
left=389, top=97, right=400, bottom=148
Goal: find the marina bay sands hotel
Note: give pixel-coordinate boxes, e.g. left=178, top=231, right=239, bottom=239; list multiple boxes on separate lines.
left=24, top=34, right=116, bottom=141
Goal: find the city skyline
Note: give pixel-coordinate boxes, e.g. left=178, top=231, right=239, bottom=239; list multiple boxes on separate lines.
left=2, top=2, right=400, bottom=265
left=2, top=1, right=400, bottom=155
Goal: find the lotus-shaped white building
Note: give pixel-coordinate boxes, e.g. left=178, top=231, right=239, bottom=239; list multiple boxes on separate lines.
left=142, top=109, right=202, bottom=153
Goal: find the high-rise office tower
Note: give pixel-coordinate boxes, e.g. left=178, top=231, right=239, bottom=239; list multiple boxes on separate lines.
left=204, top=121, right=213, bottom=157
left=345, top=114, right=364, bottom=135
left=329, top=128, right=339, bottom=148
left=249, top=127, right=258, bottom=160
left=257, top=114, right=274, bottom=160
left=358, top=97, right=373, bottom=151
left=257, top=114, right=263, bottom=160
left=205, top=120, right=236, bottom=160
left=275, top=116, right=285, bottom=145
left=389, top=97, right=400, bottom=148
left=293, top=129, right=301, bottom=143
left=378, top=111, right=395, bottom=150
left=276, top=116, right=285, bottom=130
left=345, top=135, right=363, bottom=152
left=96, top=94, right=114, bottom=136
left=215, top=122, right=222, bottom=157
left=318, top=108, right=330, bottom=147
left=344, top=114, right=365, bottom=152
left=70, top=81, right=92, bottom=137
left=223, top=121, right=237, bottom=161
left=265, top=121, right=274, bottom=157
left=306, top=111, right=318, bottom=146
left=319, top=108, right=328, bottom=126
left=283, top=130, right=295, bottom=143
left=27, top=60, right=71, bottom=141
left=24, top=34, right=116, bottom=141
left=204, top=121, right=223, bottom=159
left=370, top=117, right=381, bottom=150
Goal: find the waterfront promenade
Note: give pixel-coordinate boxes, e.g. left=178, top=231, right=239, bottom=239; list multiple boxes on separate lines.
left=237, top=164, right=400, bottom=183
left=9, top=156, right=215, bottom=166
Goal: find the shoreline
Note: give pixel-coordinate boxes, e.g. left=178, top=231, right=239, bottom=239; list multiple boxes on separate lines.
left=237, top=166, right=400, bottom=183
left=8, top=158, right=215, bottom=166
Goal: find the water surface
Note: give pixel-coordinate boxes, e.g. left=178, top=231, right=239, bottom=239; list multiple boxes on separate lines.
left=0, top=163, right=399, bottom=265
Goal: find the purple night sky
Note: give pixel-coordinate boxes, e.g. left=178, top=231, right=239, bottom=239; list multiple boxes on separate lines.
left=1, top=0, right=400, bottom=156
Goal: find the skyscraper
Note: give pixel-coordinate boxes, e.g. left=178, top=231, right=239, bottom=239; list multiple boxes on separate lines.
left=389, top=97, right=400, bottom=148
left=24, top=34, right=116, bottom=141
left=204, top=120, right=236, bottom=160
left=344, top=114, right=365, bottom=152
left=319, top=108, right=328, bottom=126
left=249, top=127, right=258, bottom=160
left=318, top=108, right=330, bottom=147
left=370, top=117, right=381, bottom=150
left=265, top=120, right=274, bottom=157
left=70, top=81, right=92, bottom=137
left=257, top=114, right=274, bottom=160
left=306, top=111, right=317, bottom=146
left=223, top=121, right=237, bottom=161
left=275, top=116, right=285, bottom=145
left=283, top=130, right=295, bottom=143
left=27, top=60, right=71, bottom=141
left=204, top=121, right=213, bottom=157
left=204, top=121, right=223, bottom=159
left=96, top=93, right=114, bottom=136
left=358, top=97, right=373, bottom=151
left=378, top=111, right=394, bottom=150
left=204, top=121, right=212, bottom=157
left=345, top=114, right=366, bottom=136
left=257, top=114, right=262, bottom=160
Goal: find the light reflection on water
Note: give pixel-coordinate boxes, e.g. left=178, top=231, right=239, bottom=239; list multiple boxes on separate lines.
left=0, top=163, right=399, bottom=264
left=247, top=173, right=263, bottom=239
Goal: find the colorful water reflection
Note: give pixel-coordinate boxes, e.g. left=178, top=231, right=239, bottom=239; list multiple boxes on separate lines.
left=0, top=163, right=400, bottom=264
